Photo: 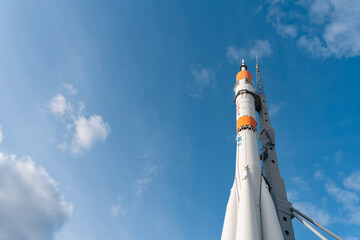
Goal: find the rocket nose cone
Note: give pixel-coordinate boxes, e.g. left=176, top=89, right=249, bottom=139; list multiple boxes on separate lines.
left=236, top=59, right=252, bottom=82
left=240, top=59, right=248, bottom=71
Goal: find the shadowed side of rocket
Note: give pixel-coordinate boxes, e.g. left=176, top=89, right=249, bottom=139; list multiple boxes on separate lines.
left=221, top=60, right=284, bottom=240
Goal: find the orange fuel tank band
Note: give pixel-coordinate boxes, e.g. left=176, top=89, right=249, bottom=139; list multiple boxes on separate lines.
left=236, top=70, right=252, bottom=81
left=236, top=116, right=257, bottom=130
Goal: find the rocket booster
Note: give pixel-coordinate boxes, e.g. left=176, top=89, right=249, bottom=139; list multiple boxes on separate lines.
left=221, top=60, right=283, bottom=240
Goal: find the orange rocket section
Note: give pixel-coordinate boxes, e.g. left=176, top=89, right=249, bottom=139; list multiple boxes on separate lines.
left=237, top=116, right=257, bottom=131
left=236, top=70, right=252, bottom=82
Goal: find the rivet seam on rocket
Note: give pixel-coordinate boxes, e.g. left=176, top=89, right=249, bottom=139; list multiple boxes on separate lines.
left=236, top=115, right=257, bottom=131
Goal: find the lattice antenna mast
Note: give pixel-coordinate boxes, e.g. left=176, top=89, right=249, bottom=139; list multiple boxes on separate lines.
left=256, top=56, right=264, bottom=94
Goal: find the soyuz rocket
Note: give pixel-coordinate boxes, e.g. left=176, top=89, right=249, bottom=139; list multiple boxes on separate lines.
left=221, top=60, right=343, bottom=240
left=221, top=60, right=285, bottom=240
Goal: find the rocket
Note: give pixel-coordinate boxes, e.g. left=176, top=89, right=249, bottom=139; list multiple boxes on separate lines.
left=221, top=60, right=284, bottom=240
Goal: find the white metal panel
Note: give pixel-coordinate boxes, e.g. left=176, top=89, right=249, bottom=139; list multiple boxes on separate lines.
left=260, top=177, right=284, bottom=240
left=237, top=130, right=262, bottom=234
left=237, top=169, right=261, bottom=240
left=221, top=182, right=238, bottom=240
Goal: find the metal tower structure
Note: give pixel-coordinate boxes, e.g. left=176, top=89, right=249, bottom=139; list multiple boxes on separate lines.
left=221, top=59, right=343, bottom=240
left=256, top=61, right=295, bottom=239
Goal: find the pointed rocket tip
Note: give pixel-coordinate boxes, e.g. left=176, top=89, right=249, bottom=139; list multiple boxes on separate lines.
left=240, top=59, right=247, bottom=71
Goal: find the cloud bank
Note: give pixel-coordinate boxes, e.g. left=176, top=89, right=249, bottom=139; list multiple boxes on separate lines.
left=266, top=0, right=360, bottom=58
left=0, top=153, right=72, bottom=240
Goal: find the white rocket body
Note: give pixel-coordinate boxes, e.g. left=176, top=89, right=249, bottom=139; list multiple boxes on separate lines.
left=221, top=61, right=284, bottom=240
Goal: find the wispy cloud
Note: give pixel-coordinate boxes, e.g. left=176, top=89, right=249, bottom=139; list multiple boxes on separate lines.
left=46, top=90, right=110, bottom=156
left=344, top=171, right=360, bottom=192
left=268, top=101, right=287, bottom=117
left=293, top=201, right=331, bottom=226
left=297, top=36, right=329, bottom=58
left=226, top=40, right=272, bottom=64
left=288, top=178, right=331, bottom=225
left=344, top=237, right=358, bottom=240
left=323, top=150, right=345, bottom=164
left=316, top=170, right=360, bottom=226
left=291, top=176, right=310, bottom=191
left=326, top=181, right=359, bottom=205
left=0, top=152, right=72, bottom=239
left=64, top=84, right=78, bottom=95
left=226, top=46, right=246, bottom=64
left=309, top=164, right=360, bottom=226
left=249, top=40, right=273, bottom=59
left=314, top=169, right=325, bottom=181
left=326, top=180, right=360, bottom=225
left=188, top=66, right=216, bottom=98
left=111, top=196, right=126, bottom=217
left=266, top=4, right=298, bottom=39
left=266, top=0, right=360, bottom=58
left=286, top=189, right=299, bottom=202
left=136, top=164, right=159, bottom=197
left=110, top=153, right=161, bottom=218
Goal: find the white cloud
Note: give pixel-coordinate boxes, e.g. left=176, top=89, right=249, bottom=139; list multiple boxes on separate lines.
left=111, top=196, right=126, bottom=217
left=0, top=153, right=72, bottom=240
left=307, top=0, right=331, bottom=24
left=326, top=182, right=359, bottom=206
left=333, top=150, right=344, bottom=164
left=286, top=189, right=299, bottom=202
left=189, top=66, right=216, bottom=98
left=266, top=3, right=298, bottom=39
left=0, top=125, right=4, bottom=143
left=226, top=46, right=246, bottom=64
left=57, top=142, right=68, bottom=151
left=291, top=176, right=311, bottom=191
left=321, top=0, right=360, bottom=57
left=46, top=91, right=110, bottom=156
left=226, top=40, right=272, bottom=64
left=109, top=155, right=161, bottom=218
left=344, top=171, right=360, bottom=192
left=267, top=0, right=360, bottom=58
left=71, top=115, right=110, bottom=155
left=78, top=101, right=86, bottom=112
left=293, top=201, right=331, bottom=226
left=314, top=169, right=324, bottom=181
left=297, top=36, right=329, bottom=58
left=63, top=84, right=77, bottom=95
left=249, top=40, right=273, bottom=59
left=268, top=101, right=287, bottom=117
left=49, top=94, right=71, bottom=117
left=347, top=205, right=360, bottom=226
left=344, top=237, right=358, bottom=240
left=136, top=164, right=158, bottom=197
left=325, top=180, right=360, bottom=225
left=275, top=23, right=297, bottom=38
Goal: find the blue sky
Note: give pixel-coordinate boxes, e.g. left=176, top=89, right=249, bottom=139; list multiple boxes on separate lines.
left=0, top=0, right=359, bottom=239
